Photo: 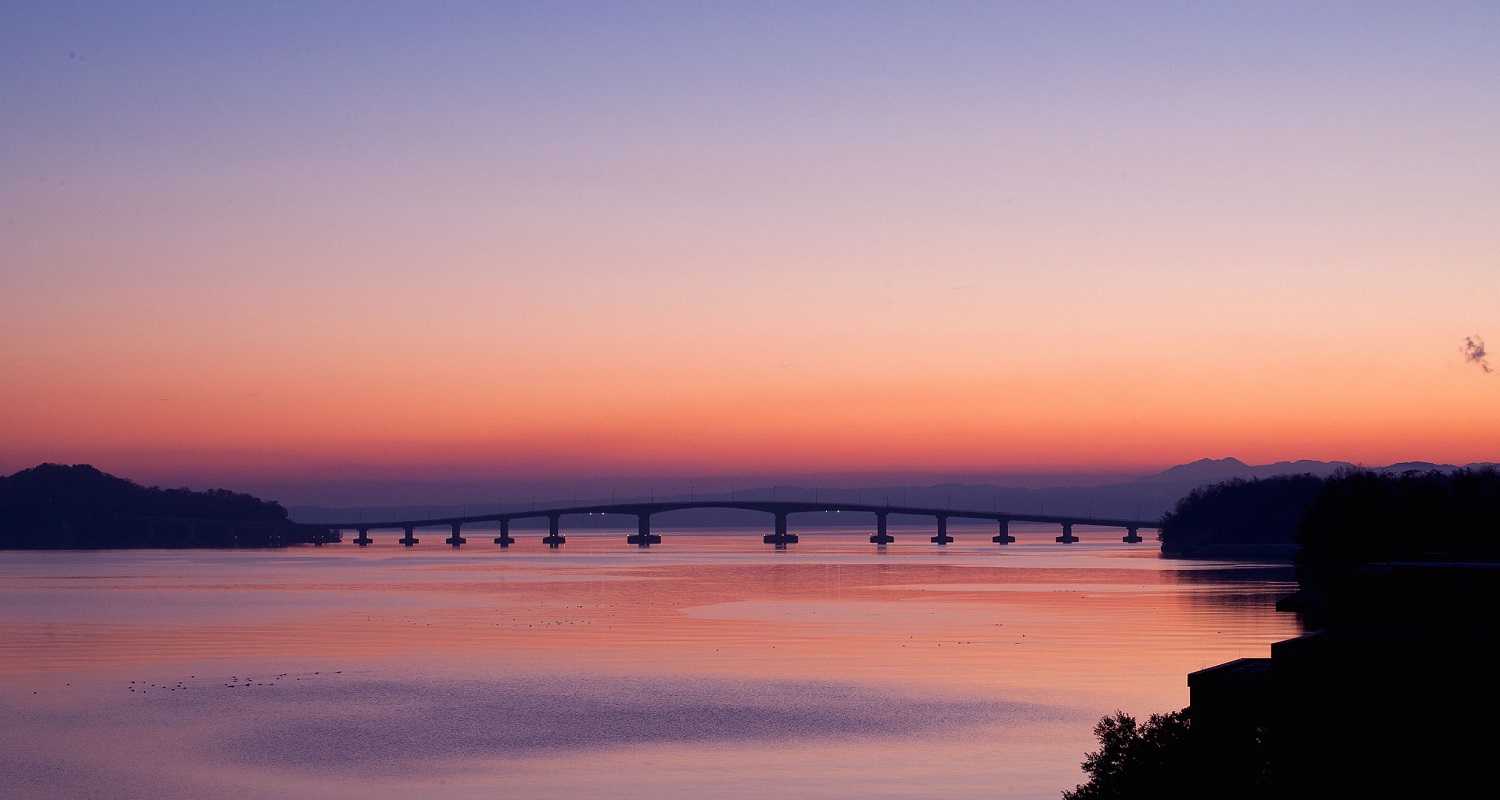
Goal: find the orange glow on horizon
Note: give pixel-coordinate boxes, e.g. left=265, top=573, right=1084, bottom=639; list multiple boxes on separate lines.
left=6, top=330, right=1500, bottom=485
left=4, top=4, right=1499, bottom=492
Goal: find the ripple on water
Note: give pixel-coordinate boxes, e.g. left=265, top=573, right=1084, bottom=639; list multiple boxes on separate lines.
left=189, top=674, right=1071, bottom=776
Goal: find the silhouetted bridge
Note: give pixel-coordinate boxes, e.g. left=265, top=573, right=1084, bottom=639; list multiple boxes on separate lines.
left=321, top=501, right=1158, bottom=548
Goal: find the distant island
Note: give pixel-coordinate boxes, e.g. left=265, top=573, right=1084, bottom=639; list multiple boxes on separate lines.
left=0, top=463, right=336, bottom=549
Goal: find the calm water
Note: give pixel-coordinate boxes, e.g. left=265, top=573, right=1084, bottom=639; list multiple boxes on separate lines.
left=0, top=525, right=1301, bottom=799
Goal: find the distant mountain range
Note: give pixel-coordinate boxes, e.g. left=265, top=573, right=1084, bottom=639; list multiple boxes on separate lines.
left=289, top=458, right=1498, bottom=528
left=1135, top=457, right=1499, bottom=485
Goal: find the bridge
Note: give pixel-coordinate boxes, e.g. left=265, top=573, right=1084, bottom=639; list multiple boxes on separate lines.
left=320, top=500, right=1159, bottom=549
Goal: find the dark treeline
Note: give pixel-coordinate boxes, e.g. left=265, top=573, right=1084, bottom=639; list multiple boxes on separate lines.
left=1070, top=466, right=1500, bottom=798
left=1293, top=466, right=1500, bottom=584
left=1157, top=473, right=1324, bottom=557
left=0, top=463, right=334, bottom=548
left=1157, top=466, right=1500, bottom=561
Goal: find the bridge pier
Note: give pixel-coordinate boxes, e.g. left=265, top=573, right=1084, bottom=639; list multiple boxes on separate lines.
left=446, top=522, right=466, bottom=547
left=542, top=514, right=565, bottom=547
left=493, top=518, right=514, bottom=547
left=993, top=518, right=1015, bottom=545
left=399, top=526, right=419, bottom=546
left=870, top=511, right=894, bottom=545
left=1056, top=522, right=1078, bottom=544
left=627, top=513, right=661, bottom=546
left=1122, top=526, right=1143, bottom=543
left=354, top=527, right=372, bottom=546
left=764, top=512, right=798, bottom=547
left=931, top=515, right=953, bottom=545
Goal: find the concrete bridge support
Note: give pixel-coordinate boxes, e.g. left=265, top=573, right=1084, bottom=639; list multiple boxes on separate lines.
left=764, top=511, right=798, bottom=546
left=354, top=527, right=373, bottom=546
left=627, top=513, right=661, bottom=546
left=446, top=522, right=466, bottom=547
left=870, top=511, right=894, bottom=544
left=1122, top=526, right=1143, bottom=543
left=493, top=518, right=514, bottom=547
left=400, top=526, right=419, bottom=546
left=931, top=515, right=954, bottom=545
left=993, top=518, right=1015, bottom=545
left=1056, top=523, right=1078, bottom=544
left=542, top=514, right=566, bottom=547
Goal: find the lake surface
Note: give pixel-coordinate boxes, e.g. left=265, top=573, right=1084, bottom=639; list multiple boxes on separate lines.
left=0, top=525, right=1301, bottom=799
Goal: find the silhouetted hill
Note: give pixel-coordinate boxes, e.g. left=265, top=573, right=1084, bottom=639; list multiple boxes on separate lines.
left=0, top=463, right=332, bottom=548
left=1134, top=456, right=1258, bottom=484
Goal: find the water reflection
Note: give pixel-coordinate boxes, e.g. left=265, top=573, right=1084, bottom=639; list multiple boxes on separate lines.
left=0, top=530, right=1302, bottom=799
left=206, top=676, right=1060, bottom=772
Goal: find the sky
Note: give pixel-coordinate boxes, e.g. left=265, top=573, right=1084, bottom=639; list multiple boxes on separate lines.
left=3, top=2, right=1498, bottom=505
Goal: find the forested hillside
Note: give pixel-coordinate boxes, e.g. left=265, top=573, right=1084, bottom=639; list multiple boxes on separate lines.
left=0, top=463, right=328, bottom=548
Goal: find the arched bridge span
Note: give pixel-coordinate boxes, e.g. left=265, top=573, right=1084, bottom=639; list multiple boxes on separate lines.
left=322, top=500, right=1159, bottom=549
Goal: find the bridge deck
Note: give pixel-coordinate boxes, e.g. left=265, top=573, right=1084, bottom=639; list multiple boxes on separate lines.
left=322, top=500, right=1157, bottom=532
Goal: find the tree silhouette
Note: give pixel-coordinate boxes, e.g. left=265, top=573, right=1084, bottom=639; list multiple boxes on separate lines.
left=1063, top=710, right=1198, bottom=800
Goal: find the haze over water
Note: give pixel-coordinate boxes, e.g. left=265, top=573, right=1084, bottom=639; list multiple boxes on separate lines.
left=1, top=527, right=1299, bottom=799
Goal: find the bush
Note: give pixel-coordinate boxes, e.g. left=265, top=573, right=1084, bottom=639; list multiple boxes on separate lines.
left=1064, top=710, right=1194, bottom=800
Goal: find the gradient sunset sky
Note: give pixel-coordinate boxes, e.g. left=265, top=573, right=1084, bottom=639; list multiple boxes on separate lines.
left=3, top=3, right=1498, bottom=504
